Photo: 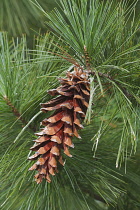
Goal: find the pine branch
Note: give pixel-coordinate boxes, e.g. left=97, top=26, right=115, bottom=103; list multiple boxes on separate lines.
left=84, top=45, right=91, bottom=71
left=3, top=96, right=37, bottom=132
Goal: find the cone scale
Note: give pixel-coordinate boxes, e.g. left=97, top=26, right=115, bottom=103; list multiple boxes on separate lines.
left=29, top=67, right=90, bottom=183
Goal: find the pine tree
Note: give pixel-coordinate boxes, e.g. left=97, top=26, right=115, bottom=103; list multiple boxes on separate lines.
left=0, top=0, right=140, bottom=209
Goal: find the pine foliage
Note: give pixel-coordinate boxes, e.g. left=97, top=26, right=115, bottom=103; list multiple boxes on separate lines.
left=0, top=0, right=140, bottom=209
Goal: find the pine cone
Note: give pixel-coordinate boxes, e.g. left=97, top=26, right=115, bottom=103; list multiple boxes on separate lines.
left=29, top=67, right=90, bottom=183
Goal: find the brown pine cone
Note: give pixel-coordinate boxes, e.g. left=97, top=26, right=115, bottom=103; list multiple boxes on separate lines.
left=29, top=67, right=90, bottom=183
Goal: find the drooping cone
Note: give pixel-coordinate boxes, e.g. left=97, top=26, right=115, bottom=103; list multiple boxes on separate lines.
left=29, top=67, right=90, bottom=183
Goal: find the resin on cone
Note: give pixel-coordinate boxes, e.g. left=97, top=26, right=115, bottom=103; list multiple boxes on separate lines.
left=29, top=67, right=90, bottom=183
